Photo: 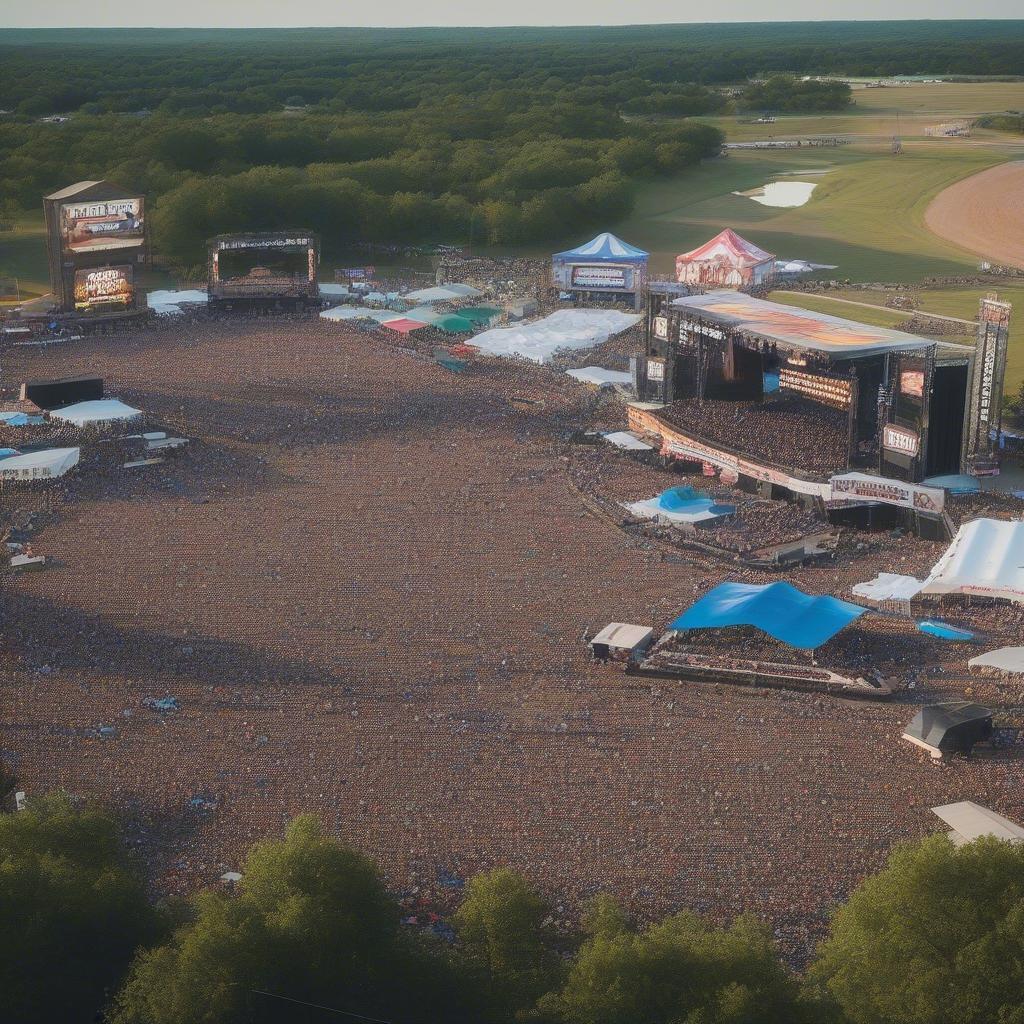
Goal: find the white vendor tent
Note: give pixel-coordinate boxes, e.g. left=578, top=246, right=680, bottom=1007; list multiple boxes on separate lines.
left=147, top=289, right=208, bottom=315
left=603, top=431, right=653, bottom=451
left=932, top=801, right=1024, bottom=845
left=404, top=284, right=482, bottom=304
left=319, top=283, right=352, bottom=296
left=470, top=309, right=641, bottom=365
left=590, top=622, right=654, bottom=658
left=52, top=399, right=142, bottom=427
left=969, top=647, right=1024, bottom=674
left=320, top=306, right=399, bottom=323
left=922, top=518, right=1024, bottom=602
left=0, top=447, right=80, bottom=480
left=852, top=573, right=925, bottom=603
left=565, top=367, right=633, bottom=388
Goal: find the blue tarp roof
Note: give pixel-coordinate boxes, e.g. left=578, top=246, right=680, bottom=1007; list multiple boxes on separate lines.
left=553, top=232, right=649, bottom=263
left=668, top=581, right=867, bottom=650
left=656, top=486, right=734, bottom=516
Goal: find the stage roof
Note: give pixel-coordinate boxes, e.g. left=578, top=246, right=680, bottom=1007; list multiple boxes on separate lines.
left=671, top=291, right=936, bottom=357
left=668, top=580, right=866, bottom=650
left=554, top=232, right=648, bottom=263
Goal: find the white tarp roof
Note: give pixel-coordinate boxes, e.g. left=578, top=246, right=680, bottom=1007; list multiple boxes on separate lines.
left=320, top=306, right=399, bottom=323
left=566, top=366, right=633, bottom=388
left=932, top=801, right=1024, bottom=845
left=147, top=289, right=208, bottom=315
left=319, top=283, right=351, bottom=296
left=404, top=284, right=481, bottom=303
left=52, top=399, right=142, bottom=427
left=851, top=573, right=925, bottom=602
left=922, top=519, right=1024, bottom=602
left=470, top=309, right=641, bottom=365
left=969, top=647, right=1024, bottom=674
left=0, top=447, right=79, bottom=480
left=591, top=623, right=653, bottom=650
left=603, top=431, right=653, bottom=451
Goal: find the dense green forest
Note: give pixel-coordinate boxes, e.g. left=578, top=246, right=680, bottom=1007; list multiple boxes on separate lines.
left=0, top=23, right=1021, bottom=265
left=6, top=794, right=1024, bottom=1024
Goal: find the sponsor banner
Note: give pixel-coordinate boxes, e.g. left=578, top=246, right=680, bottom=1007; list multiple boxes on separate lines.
left=73, top=265, right=134, bottom=311
left=653, top=316, right=668, bottom=340
left=337, top=266, right=375, bottom=280
left=778, top=367, right=852, bottom=410
left=571, top=264, right=629, bottom=290
left=61, top=197, right=144, bottom=254
left=900, top=370, right=925, bottom=398
left=882, top=424, right=920, bottom=457
left=830, top=472, right=944, bottom=513
left=646, top=357, right=665, bottom=382
left=680, top=317, right=726, bottom=340
left=216, top=236, right=313, bottom=251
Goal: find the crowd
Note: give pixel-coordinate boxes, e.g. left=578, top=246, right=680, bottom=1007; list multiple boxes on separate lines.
left=0, top=312, right=1022, bottom=967
left=661, top=395, right=850, bottom=478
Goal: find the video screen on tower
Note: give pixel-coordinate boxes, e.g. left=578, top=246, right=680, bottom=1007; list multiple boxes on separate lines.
left=60, top=197, right=145, bottom=254
left=73, top=265, right=135, bottom=312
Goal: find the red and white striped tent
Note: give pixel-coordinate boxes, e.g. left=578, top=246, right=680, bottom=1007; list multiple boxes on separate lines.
left=675, top=229, right=776, bottom=289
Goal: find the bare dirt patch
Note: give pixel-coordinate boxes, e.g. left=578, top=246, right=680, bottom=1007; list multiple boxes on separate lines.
left=925, top=161, right=1024, bottom=269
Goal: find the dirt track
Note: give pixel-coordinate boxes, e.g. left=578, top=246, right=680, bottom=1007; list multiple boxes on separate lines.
left=924, top=161, right=1024, bottom=269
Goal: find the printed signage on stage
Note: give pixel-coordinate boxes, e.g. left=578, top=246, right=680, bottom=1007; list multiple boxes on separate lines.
left=61, top=197, right=145, bottom=254
left=778, top=367, right=852, bottom=409
left=73, top=265, right=134, bottom=311
left=570, top=265, right=628, bottom=290
left=830, top=473, right=944, bottom=512
left=653, top=316, right=668, bottom=340
left=883, top=424, right=921, bottom=458
left=965, top=295, right=1011, bottom=464
left=646, top=357, right=665, bottom=382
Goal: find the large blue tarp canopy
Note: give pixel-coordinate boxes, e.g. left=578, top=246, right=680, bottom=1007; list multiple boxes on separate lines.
left=668, top=581, right=867, bottom=650
left=656, top=486, right=734, bottom=517
left=553, top=232, right=649, bottom=263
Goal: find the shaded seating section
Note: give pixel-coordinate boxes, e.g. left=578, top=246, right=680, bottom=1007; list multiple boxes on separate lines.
left=903, top=702, right=993, bottom=759
left=668, top=581, right=866, bottom=650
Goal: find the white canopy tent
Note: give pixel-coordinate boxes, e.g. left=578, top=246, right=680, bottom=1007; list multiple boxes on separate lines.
left=320, top=306, right=400, bottom=323
left=52, top=399, right=142, bottom=427
left=969, top=647, right=1024, bottom=674
left=922, top=518, right=1024, bottom=602
left=470, top=309, right=641, bottom=365
left=565, top=367, right=633, bottom=388
left=603, top=431, right=653, bottom=452
left=932, top=801, right=1024, bottom=845
left=852, top=573, right=925, bottom=603
left=404, top=284, right=482, bottom=304
left=0, top=447, right=80, bottom=480
left=147, top=289, right=208, bottom=315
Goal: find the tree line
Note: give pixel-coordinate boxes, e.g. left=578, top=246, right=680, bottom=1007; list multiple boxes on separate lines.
left=4, top=792, right=1024, bottom=1024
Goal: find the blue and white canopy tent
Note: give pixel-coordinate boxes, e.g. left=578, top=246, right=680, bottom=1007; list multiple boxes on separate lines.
left=553, top=232, right=649, bottom=263
left=552, top=233, right=649, bottom=311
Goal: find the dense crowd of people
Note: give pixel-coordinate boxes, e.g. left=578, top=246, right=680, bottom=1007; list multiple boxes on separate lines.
left=661, top=395, right=851, bottom=478
left=0, top=311, right=1022, bottom=966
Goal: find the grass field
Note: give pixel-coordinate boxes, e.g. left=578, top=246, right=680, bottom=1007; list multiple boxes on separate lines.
left=692, top=81, right=1024, bottom=143
left=613, top=142, right=1008, bottom=281
left=0, top=213, right=50, bottom=302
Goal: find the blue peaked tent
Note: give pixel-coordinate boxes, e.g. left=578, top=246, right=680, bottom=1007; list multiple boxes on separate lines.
left=553, top=232, right=649, bottom=263
left=668, top=581, right=867, bottom=650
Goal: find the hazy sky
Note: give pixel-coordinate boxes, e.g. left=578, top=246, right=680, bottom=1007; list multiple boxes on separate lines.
left=1, top=0, right=1022, bottom=28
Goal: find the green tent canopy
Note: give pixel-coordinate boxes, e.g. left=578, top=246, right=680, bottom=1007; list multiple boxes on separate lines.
left=434, top=314, right=475, bottom=333
left=456, top=306, right=500, bottom=324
